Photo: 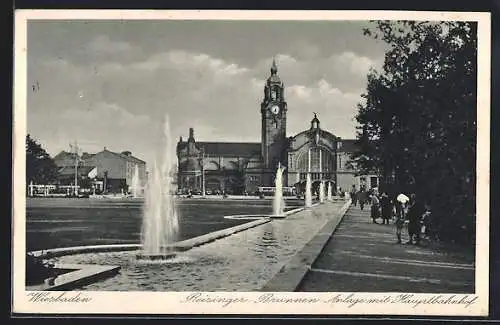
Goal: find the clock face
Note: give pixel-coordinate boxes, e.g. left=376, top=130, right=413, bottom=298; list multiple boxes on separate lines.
left=270, top=105, right=280, bottom=115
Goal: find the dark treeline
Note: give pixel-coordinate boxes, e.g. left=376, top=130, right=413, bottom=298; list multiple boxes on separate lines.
left=353, top=21, right=477, bottom=245
left=26, top=134, right=58, bottom=185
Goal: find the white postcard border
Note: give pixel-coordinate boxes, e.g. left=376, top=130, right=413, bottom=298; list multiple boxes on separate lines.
left=12, top=9, right=491, bottom=316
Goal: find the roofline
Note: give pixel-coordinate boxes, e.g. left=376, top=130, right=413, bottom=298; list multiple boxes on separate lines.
left=177, top=141, right=261, bottom=157
left=98, top=149, right=146, bottom=164
left=193, top=141, right=261, bottom=145
left=289, top=128, right=339, bottom=141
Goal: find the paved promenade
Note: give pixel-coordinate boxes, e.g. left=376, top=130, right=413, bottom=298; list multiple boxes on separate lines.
left=297, top=205, right=475, bottom=293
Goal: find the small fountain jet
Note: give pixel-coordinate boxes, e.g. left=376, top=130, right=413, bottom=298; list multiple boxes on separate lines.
left=327, top=182, right=333, bottom=201
left=137, top=114, right=180, bottom=262
left=319, top=181, right=325, bottom=204
left=305, top=173, right=312, bottom=208
left=272, top=162, right=286, bottom=217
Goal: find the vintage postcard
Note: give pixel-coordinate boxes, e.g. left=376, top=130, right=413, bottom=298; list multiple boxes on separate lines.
left=12, top=10, right=490, bottom=316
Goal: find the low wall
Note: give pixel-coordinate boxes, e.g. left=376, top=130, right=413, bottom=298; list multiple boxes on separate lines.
left=26, top=264, right=121, bottom=291
left=170, top=218, right=271, bottom=251
left=261, top=199, right=352, bottom=291
left=30, top=218, right=271, bottom=258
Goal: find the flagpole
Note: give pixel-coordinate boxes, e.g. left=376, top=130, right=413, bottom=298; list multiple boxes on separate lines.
left=202, top=149, right=206, bottom=197
left=73, top=141, right=79, bottom=196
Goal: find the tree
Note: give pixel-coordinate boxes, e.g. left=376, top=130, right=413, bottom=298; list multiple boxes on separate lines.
left=26, top=134, right=58, bottom=185
left=354, top=21, right=477, bottom=244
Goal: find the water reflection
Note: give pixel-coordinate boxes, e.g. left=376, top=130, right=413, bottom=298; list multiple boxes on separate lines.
left=57, top=201, right=346, bottom=291
left=254, top=222, right=278, bottom=263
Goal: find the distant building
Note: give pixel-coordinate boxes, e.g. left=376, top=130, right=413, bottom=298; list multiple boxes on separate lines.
left=176, top=59, right=378, bottom=194
left=55, top=165, right=97, bottom=186
left=53, top=148, right=147, bottom=193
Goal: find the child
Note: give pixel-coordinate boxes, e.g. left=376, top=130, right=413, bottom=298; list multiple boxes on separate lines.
left=420, top=204, right=432, bottom=241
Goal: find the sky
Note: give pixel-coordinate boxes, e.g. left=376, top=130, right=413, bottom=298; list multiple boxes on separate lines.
left=27, top=19, right=388, bottom=167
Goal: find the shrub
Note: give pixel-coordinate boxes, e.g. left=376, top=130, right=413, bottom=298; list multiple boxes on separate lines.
left=26, top=252, right=55, bottom=285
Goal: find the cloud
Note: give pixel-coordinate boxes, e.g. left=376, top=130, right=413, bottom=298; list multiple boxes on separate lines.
left=28, top=100, right=156, bottom=165
left=28, top=38, right=377, bottom=166
left=287, top=39, right=322, bottom=60
left=88, top=35, right=138, bottom=55
left=59, top=102, right=150, bottom=127
left=332, top=51, right=380, bottom=78
left=252, top=50, right=381, bottom=93
left=286, top=79, right=363, bottom=138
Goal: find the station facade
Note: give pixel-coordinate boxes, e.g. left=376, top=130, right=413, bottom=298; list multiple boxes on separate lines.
left=176, top=59, right=378, bottom=194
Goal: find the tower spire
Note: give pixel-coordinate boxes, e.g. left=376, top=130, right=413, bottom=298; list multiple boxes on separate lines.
left=271, top=56, right=278, bottom=75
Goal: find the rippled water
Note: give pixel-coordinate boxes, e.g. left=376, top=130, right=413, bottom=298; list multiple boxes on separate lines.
left=54, top=201, right=345, bottom=291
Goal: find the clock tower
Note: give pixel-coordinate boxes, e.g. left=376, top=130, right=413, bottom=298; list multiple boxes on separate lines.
left=261, top=57, right=287, bottom=181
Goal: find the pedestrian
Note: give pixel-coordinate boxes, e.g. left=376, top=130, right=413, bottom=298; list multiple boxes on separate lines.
left=358, top=187, right=366, bottom=210
left=420, top=203, right=434, bottom=242
left=370, top=193, right=380, bottom=224
left=394, top=200, right=405, bottom=243
left=367, top=188, right=374, bottom=206
left=380, top=192, right=392, bottom=225
left=394, top=193, right=410, bottom=243
left=350, top=185, right=358, bottom=206
left=406, top=193, right=424, bottom=245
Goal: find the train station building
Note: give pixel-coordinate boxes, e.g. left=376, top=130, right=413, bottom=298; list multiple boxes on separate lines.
left=176, top=59, right=378, bottom=195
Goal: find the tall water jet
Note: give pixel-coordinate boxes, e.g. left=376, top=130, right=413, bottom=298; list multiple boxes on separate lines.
left=319, top=181, right=325, bottom=203
left=305, top=173, right=312, bottom=208
left=131, top=164, right=141, bottom=198
left=272, top=162, right=286, bottom=216
left=327, top=182, right=332, bottom=201
left=138, top=114, right=180, bottom=260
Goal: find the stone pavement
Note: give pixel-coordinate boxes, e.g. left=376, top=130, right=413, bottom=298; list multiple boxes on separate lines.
left=297, top=205, right=475, bottom=293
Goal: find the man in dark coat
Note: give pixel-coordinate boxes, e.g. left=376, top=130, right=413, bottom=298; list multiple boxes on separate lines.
left=350, top=185, right=358, bottom=206
left=406, top=193, right=424, bottom=245
left=380, top=192, right=392, bottom=225
left=357, top=187, right=367, bottom=210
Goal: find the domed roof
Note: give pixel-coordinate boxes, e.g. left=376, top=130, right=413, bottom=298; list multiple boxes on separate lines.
left=311, top=112, right=320, bottom=124
left=310, top=112, right=320, bottom=129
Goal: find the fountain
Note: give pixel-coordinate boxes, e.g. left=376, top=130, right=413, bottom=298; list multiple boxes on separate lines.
left=137, top=114, right=180, bottom=261
left=131, top=164, right=141, bottom=198
left=327, top=182, right=332, bottom=201
left=305, top=173, right=312, bottom=208
left=272, top=162, right=286, bottom=217
left=319, top=181, right=325, bottom=203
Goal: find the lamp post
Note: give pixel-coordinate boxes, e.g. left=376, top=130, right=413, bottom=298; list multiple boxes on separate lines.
left=70, top=141, right=81, bottom=196
left=201, top=149, right=206, bottom=197
left=197, top=148, right=206, bottom=197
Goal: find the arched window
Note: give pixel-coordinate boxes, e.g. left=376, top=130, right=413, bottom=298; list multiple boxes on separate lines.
left=296, top=147, right=334, bottom=173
